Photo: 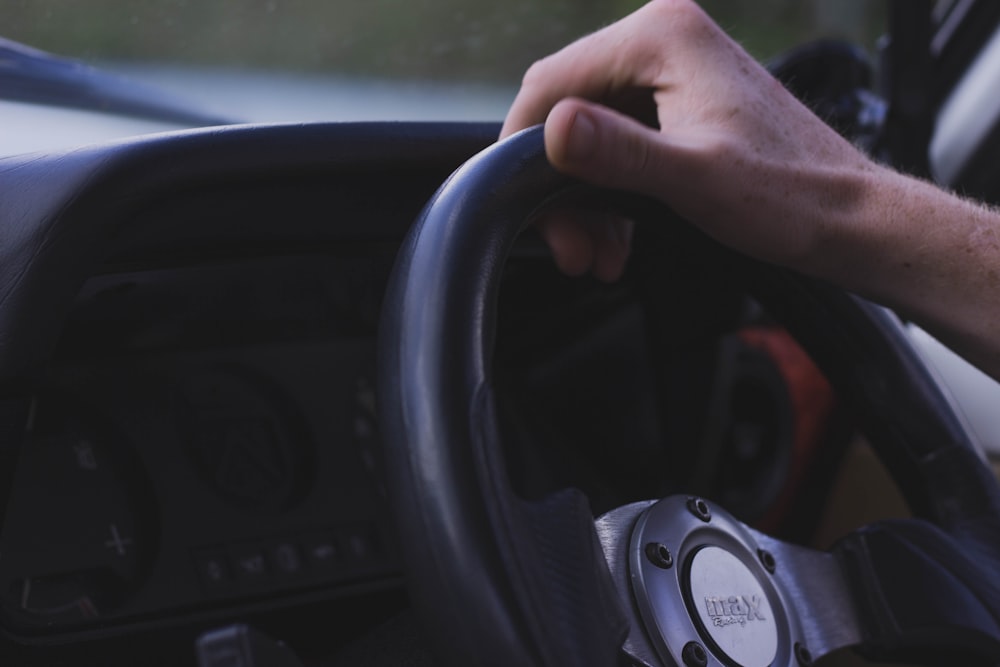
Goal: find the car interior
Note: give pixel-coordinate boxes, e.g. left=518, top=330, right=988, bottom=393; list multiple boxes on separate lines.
left=2, top=1, right=1000, bottom=666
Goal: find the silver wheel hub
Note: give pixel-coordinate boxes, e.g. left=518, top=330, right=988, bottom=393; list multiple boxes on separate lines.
left=688, top=546, right=778, bottom=667
left=628, top=496, right=804, bottom=667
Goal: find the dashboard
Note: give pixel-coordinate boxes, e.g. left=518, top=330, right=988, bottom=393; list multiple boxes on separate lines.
left=1, top=254, right=395, bottom=629
left=0, top=123, right=499, bottom=665
left=0, top=121, right=843, bottom=665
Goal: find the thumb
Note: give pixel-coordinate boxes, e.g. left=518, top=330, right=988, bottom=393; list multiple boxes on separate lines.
left=544, top=98, right=677, bottom=197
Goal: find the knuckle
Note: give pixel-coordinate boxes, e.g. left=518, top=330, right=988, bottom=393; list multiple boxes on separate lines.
left=649, top=0, right=701, bottom=23
left=521, top=57, right=552, bottom=90
left=646, top=0, right=715, bottom=39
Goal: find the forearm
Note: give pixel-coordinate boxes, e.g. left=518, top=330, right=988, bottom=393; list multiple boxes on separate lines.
left=805, top=165, right=1000, bottom=379
left=500, top=0, right=1000, bottom=381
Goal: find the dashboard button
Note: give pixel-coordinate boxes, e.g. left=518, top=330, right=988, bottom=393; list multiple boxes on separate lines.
left=299, top=530, right=339, bottom=570
left=228, top=544, right=269, bottom=583
left=195, top=549, right=232, bottom=593
left=343, top=524, right=381, bottom=561
left=270, top=542, right=303, bottom=578
left=345, top=533, right=372, bottom=560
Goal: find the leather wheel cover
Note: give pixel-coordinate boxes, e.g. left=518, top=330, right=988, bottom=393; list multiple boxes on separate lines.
left=378, top=126, right=1000, bottom=666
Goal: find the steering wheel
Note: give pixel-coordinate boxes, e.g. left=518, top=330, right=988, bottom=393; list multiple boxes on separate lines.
left=378, top=127, right=1000, bottom=667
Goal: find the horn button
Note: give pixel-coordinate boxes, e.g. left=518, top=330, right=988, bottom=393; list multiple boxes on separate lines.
left=688, top=546, right=778, bottom=667
left=628, top=496, right=803, bottom=667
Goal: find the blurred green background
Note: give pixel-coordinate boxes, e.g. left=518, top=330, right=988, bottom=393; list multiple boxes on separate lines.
left=1, top=0, right=886, bottom=82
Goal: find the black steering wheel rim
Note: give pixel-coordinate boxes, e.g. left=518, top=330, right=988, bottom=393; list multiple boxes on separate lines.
left=378, top=126, right=1000, bottom=666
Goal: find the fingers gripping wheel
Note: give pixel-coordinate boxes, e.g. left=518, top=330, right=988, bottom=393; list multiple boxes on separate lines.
left=379, top=126, right=1000, bottom=666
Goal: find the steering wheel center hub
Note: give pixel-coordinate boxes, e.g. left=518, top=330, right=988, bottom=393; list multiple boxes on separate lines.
left=688, top=546, right=778, bottom=667
left=627, top=496, right=803, bottom=667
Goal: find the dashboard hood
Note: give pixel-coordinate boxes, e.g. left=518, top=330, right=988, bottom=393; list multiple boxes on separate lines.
left=2, top=57, right=513, bottom=157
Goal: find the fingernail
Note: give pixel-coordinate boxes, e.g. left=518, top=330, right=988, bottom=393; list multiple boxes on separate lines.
left=566, top=110, right=596, bottom=161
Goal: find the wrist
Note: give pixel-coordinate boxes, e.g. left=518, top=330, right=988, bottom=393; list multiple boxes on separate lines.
left=812, top=164, right=1000, bottom=377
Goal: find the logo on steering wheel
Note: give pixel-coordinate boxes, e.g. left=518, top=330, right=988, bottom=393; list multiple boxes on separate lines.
left=704, top=595, right=767, bottom=627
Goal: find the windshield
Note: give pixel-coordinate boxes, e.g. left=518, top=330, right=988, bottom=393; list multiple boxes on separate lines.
left=1, top=0, right=886, bottom=125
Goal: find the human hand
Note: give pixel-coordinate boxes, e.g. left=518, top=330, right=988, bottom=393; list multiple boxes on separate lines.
left=501, top=0, right=874, bottom=280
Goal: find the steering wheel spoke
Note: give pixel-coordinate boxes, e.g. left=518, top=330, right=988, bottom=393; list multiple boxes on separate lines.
left=597, top=498, right=859, bottom=667
left=508, top=487, right=631, bottom=664
left=835, top=517, right=1000, bottom=663
left=598, top=495, right=1000, bottom=667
